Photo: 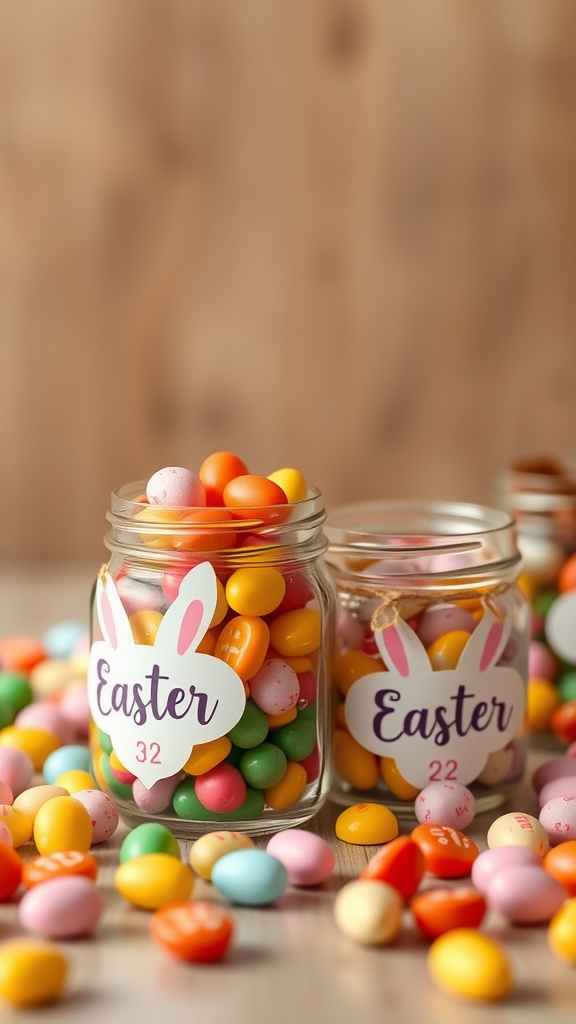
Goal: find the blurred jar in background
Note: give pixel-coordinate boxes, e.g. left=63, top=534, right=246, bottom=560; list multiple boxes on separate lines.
left=497, top=455, right=576, bottom=746
left=325, top=501, right=529, bottom=817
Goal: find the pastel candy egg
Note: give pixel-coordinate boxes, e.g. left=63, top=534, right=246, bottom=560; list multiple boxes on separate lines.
left=336, top=608, right=365, bottom=649
left=540, top=795, right=576, bottom=845
left=487, top=811, right=550, bottom=855
left=266, top=829, right=335, bottom=886
left=226, top=568, right=286, bottom=617
left=0, top=805, right=33, bottom=848
left=211, top=849, right=289, bottom=906
left=53, top=769, right=97, bottom=795
left=72, top=790, right=119, bottom=843
left=0, top=726, right=61, bottom=771
left=335, top=803, right=399, bottom=846
left=528, top=640, right=558, bottom=681
left=215, top=615, right=270, bottom=680
left=333, top=879, right=403, bottom=945
left=120, top=823, right=180, bottom=863
left=414, top=782, right=475, bottom=830
left=13, top=785, right=69, bottom=822
left=0, top=671, right=33, bottom=729
left=189, top=830, right=255, bottom=880
left=43, top=745, right=92, bottom=785
left=132, top=773, right=182, bottom=813
left=0, top=939, right=68, bottom=1007
left=57, top=688, right=90, bottom=740
left=42, top=620, right=87, bottom=660
left=146, top=466, right=206, bottom=507
left=532, top=756, right=576, bottom=795
left=427, top=929, right=513, bottom=1002
left=115, top=853, right=194, bottom=909
left=18, top=876, right=104, bottom=938
left=471, top=845, right=541, bottom=894
left=268, top=608, right=321, bottom=657
left=248, top=659, right=299, bottom=716
left=549, top=897, right=576, bottom=962
left=0, top=745, right=34, bottom=796
left=416, top=605, right=478, bottom=648
left=267, top=468, right=308, bottom=503
left=476, top=746, right=515, bottom=786
left=0, top=779, right=12, bottom=804
left=33, top=796, right=93, bottom=855
left=486, top=863, right=566, bottom=923
left=238, top=742, right=287, bottom=789
left=544, top=841, right=576, bottom=896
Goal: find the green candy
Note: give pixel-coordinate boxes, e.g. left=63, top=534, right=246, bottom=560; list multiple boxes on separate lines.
left=533, top=590, right=559, bottom=618
left=172, top=777, right=264, bottom=820
left=98, top=751, right=133, bottom=800
left=558, top=671, right=576, bottom=703
left=0, top=671, right=33, bottom=728
left=239, top=742, right=287, bottom=789
left=119, top=822, right=180, bottom=863
left=273, top=712, right=316, bottom=761
left=227, top=701, right=269, bottom=749
left=96, top=729, right=114, bottom=756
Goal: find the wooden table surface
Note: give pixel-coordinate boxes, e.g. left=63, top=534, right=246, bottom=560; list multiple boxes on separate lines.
left=1, top=563, right=576, bottom=1024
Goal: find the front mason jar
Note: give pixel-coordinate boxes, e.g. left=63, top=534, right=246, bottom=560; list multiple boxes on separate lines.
left=325, top=501, right=530, bottom=817
left=88, top=482, right=335, bottom=838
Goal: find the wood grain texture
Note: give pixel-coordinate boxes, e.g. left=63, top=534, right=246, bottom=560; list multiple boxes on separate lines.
left=1, top=1, right=575, bottom=558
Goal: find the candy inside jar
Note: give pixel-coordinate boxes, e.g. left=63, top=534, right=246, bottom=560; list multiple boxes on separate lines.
left=325, top=501, right=530, bottom=817
left=88, top=455, right=335, bottom=838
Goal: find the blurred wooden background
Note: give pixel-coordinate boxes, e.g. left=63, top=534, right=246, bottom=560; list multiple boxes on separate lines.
left=1, top=0, right=575, bottom=561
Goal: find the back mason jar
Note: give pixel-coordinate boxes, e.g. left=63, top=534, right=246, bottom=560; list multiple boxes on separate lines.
left=88, top=481, right=335, bottom=837
left=324, top=501, right=530, bottom=816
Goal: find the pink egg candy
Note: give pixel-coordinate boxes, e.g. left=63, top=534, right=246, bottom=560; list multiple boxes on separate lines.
left=532, top=756, right=576, bottom=795
left=194, top=763, right=246, bottom=813
left=0, top=746, right=34, bottom=797
left=528, top=640, right=558, bottom=681
left=132, top=773, right=182, bottom=813
left=297, top=672, right=317, bottom=708
left=273, top=570, right=316, bottom=617
left=72, top=789, right=119, bottom=843
left=0, top=821, right=13, bottom=847
left=336, top=608, right=366, bottom=650
left=414, top=782, right=475, bottom=830
left=267, top=829, right=335, bottom=886
left=416, top=604, right=478, bottom=648
left=471, top=845, right=542, bottom=894
left=539, top=795, right=576, bottom=846
left=146, top=466, right=206, bottom=507
left=15, top=701, right=74, bottom=745
left=485, top=863, right=566, bottom=923
left=18, top=875, right=104, bottom=938
left=249, top=660, right=300, bottom=716
left=57, top=687, right=91, bottom=740
left=299, top=744, right=320, bottom=782
left=539, top=775, right=576, bottom=807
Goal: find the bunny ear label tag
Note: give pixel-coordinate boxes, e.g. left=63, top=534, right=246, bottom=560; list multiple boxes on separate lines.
left=545, top=592, right=576, bottom=665
left=345, top=606, right=525, bottom=790
left=87, top=562, right=246, bottom=789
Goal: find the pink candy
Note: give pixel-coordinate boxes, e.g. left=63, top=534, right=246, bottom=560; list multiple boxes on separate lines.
left=484, top=863, right=566, bottom=923
left=471, top=845, right=541, bottom=894
left=249, top=660, right=300, bottom=716
left=195, top=763, right=246, bottom=813
left=267, top=828, right=335, bottom=886
left=414, top=782, right=475, bottom=830
left=146, top=466, right=206, bottom=507
left=539, top=794, right=576, bottom=845
left=132, top=773, right=182, bottom=814
left=0, top=746, right=34, bottom=797
left=416, top=604, right=478, bottom=648
left=72, top=790, right=119, bottom=844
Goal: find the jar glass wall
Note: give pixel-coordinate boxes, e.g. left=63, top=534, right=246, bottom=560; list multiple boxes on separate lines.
left=88, top=483, right=335, bottom=838
left=325, top=501, right=529, bottom=817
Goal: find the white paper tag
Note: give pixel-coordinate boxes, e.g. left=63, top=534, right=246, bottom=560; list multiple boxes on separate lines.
left=344, top=601, right=525, bottom=789
left=88, top=562, right=246, bottom=789
left=545, top=591, right=576, bottom=665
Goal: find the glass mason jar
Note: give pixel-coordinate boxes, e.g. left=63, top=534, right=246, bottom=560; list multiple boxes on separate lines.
left=87, top=482, right=335, bottom=837
left=324, top=501, right=530, bottom=816
left=496, top=454, right=576, bottom=745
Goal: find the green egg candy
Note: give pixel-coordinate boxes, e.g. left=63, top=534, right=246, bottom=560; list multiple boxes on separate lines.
left=558, top=670, right=576, bottom=703
left=99, top=752, right=134, bottom=800
left=239, top=742, right=287, bottom=789
left=225, top=744, right=243, bottom=767
left=227, top=701, right=269, bottom=749
left=273, top=713, right=316, bottom=761
left=0, top=671, right=33, bottom=714
left=534, top=589, right=559, bottom=618
left=119, top=822, right=180, bottom=863
left=172, top=777, right=265, bottom=821
left=297, top=701, right=317, bottom=722
left=97, top=729, right=114, bottom=756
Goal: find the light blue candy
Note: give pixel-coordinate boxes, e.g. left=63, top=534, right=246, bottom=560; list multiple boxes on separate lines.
left=43, top=744, right=93, bottom=785
left=211, top=849, right=289, bottom=906
left=42, top=620, right=88, bottom=659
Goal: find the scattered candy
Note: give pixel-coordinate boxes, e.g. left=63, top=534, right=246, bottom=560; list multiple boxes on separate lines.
left=549, top=898, right=576, bottom=963
left=114, top=853, right=194, bottom=909
left=150, top=900, right=235, bottom=962
left=486, top=811, right=549, bottom=855
left=411, top=823, right=479, bottom=878
left=18, top=875, right=104, bottom=938
left=414, top=782, right=475, bottom=830
left=427, top=928, right=513, bottom=1002
left=333, top=879, right=403, bottom=945
left=211, top=848, right=289, bottom=906
left=266, top=828, right=335, bottom=886
left=411, top=886, right=486, bottom=939
left=335, top=802, right=399, bottom=845
left=189, top=830, right=255, bottom=880
left=0, top=939, right=68, bottom=1007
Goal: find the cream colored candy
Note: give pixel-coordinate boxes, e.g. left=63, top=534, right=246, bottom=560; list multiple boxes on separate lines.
left=333, top=879, right=403, bottom=945
left=13, top=786, right=69, bottom=822
left=476, top=747, right=515, bottom=787
left=189, top=830, right=256, bottom=880
left=487, top=811, right=550, bottom=856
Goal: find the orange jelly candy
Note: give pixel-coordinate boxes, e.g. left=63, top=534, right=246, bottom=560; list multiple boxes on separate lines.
left=214, top=616, right=270, bottom=680
left=22, top=850, right=99, bottom=889
left=411, top=823, right=479, bottom=878
left=410, top=885, right=486, bottom=939
left=150, top=900, right=234, bottom=962
left=544, top=840, right=576, bottom=896
left=360, top=835, right=426, bottom=899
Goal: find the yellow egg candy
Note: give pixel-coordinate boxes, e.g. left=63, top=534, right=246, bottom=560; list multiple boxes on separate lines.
left=182, top=736, right=232, bottom=775
left=526, top=677, right=561, bottom=734
left=209, top=578, right=228, bottom=628
left=334, top=879, right=403, bottom=945
left=134, top=506, right=184, bottom=549
left=266, top=468, right=308, bottom=503
left=335, top=802, right=399, bottom=845
left=13, top=785, right=69, bottom=822
left=428, top=928, right=513, bottom=1002
left=225, top=567, right=286, bottom=617
left=334, top=730, right=379, bottom=790
left=426, top=630, right=471, bottom=670
left=115, top=852, right=194, bottom=909
left=53, top=769, right=97, bottom=795
left=128, top=609, right=164, bottom=645
left=0, top=804, right=33, bottom=848
left=33, top=795, right=93, bottom=855
left=264, top=761, right=307, bottom=810
left=549, top=898, right=576, bottom=963
left=269, top=608, right=321, bottom=657
left=189, top=830, right=256, bottom=880
left=0, top=940, right=68, bottom=1007
left=0, top=726, right=61, bottom=771
left=333, top=650, right=383, bottom=697
left=380, top=757, right=421, bottom=800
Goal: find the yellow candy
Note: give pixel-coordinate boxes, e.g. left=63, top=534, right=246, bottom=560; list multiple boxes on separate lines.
left=53, top=769, right=97, bottom=795
left=129, top=609, right=164, bottom=645
left=333, top=650, right=383, bottom=697
left=526, top=677, right=561, bottom=733
left=0, top=940, right=67, bottom=1007
left=264, top=761, right=307, bottom=810
left=0, top=726, right=61, bottom=771
left=486, top=811, right=549, bottom=856
left=182, top=736, right=232, bottom=775
left=334, top=730, right=379, bottom=790
left=278, top=654, right=313, bottom=673
left=134, top=506, right=184, bottom=549
left=13, top=785, right=69, bottom=822
left=33, top=795, right=93, bottom=855
left=226, top=567, right=286, bottom=617
left=196, top=626, right=219, bottom=655
left=266, top=468, right=308, bottom=503
left=189, top=830, right=255, bottom=880
left=380, top=757, right=420, bottom=800
left=549, top=897, right=576, bottom=962
left=210, top=578, right=228, bottom=627
left=428, top=929, right=513, bottom=1002
left=266, top=707, right=298, bottom=729
left=333, top=879, right=403, bottom=945
left=0, top=804, right=33, bottom=847
left=335, top=802, right=399, bottom=845
left=115, top=852, right=194, bottom=909
left=269, top=608, right=321, bottom=657
left=426, top=630, right=471, bottom=670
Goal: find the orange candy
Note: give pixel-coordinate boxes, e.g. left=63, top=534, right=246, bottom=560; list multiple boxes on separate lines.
left=198, top=452, right=249, bottom=506
left=544, top=840, right=576, bottom=896
left=411, top=823, right=479, bottom=878
left=360, top=835, right=426, bottom=899
left=21, top=850, right=99, bottom=889
left=0, top=841, right=23, bottom=901
left=150, top=900, right=234, bottom=962
left=173, top=508, right=237, bottom=552
left=222, top=475, right=288, bottom=520
left=550, top=700, right=576, bottom=744
left=559, top=553, right=576, bottom=593
left=0, top=636, right=46, bottom=673
left=214, top=616, right=270, bottom=680
left=410, top=886, right=486, bottom=939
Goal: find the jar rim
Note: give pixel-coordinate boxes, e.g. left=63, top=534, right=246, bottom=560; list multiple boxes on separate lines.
left=325, top=499, right=515, bottom=547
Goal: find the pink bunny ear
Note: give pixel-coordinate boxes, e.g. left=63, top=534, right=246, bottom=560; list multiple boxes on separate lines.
left=177, top=600, right=204, bottom=655
left=479, top=621, right=504, bottom=672
left=156, top=561, right=217, bottom=656
left=458, top=606, right=510, bottom=674
left=100, top=588, right=118, bottom=649
left=374, top=615, right=431, bottom=676
left=95, top=572, right=133, bottom=650
left=379, top=625, right=410, bottom=677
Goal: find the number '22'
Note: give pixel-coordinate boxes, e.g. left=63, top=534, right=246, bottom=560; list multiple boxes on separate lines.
left=428, top=759, right=457, bottom=782
left=136, top=742, right=161, bottom=764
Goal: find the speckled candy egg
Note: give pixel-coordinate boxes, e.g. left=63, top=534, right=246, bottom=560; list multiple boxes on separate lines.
left=146, top=466, right=206, bottom=507
left=248, top=659, right=300, bottom=716
left=486, top=811, right=549, bottom=856
left=414, top=782, right=475, bottom=830
left=71, top=790, right=119, bottom=843
left=540, top=795, right=576, bottom=846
